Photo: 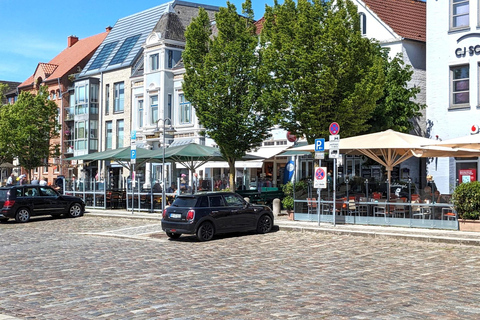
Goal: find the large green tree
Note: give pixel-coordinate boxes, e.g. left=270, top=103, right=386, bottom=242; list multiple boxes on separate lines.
left=367, top=53, right=426, bottom=133
left=0, top=86, right=60, bottom=177
left=261, top=0, right=385, bottom=142
left=183, top=1, right=276, bottom=191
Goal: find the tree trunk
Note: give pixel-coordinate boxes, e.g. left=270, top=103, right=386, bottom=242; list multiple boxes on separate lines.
left=228, top=160, right=236, bottom=192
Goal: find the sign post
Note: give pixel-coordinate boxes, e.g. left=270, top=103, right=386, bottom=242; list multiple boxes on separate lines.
left=130, top=131, right=136, bottom=213
left=329, top=123, right=340, bottom=226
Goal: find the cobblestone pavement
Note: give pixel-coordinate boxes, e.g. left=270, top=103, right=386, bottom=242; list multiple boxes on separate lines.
left=1, top=215, right=480, bottom=319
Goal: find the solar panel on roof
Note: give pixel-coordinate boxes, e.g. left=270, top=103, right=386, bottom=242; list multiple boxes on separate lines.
left=89, top=42, right=118, bottom=70
left=109, top=35, right=141, bottom=66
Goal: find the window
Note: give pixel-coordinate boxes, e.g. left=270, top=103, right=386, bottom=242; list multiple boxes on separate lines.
left=75, top=85, right=87, bottom=114
left=150, top=95, right=158, bottom=124
left=179, top=94, right=191, bottom=124
left=451, top=0, right=469, bottom=29
left=150, top=53, right=159, bottom=71
left=89, top=41, right=118, bottom=70
left=166, top=49, right=182, bottom=69
left=109, top=35, right=140, bottom=66
left=116, top=120, right=124, bottom=149
left=359, top=12, right=366, bottom=35
left=138, top=99, right=144, bottom=128
left=167, top=94, right=172, bottom=120
left=105, top=84, right=110, bottom=115
left=75, top=121, right=87, bottom=151
left=451, top=65, right=469, bottom=106
left=114, top=82, right=124, bottom=112
left=90, top=84, right=98, bottom=103
left=90, top=120, right=98, bottom=150
left=106, top=121, right=113, bottom=150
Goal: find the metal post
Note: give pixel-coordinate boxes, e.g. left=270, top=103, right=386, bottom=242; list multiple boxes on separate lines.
left=333, top=158, right=336, bottom=226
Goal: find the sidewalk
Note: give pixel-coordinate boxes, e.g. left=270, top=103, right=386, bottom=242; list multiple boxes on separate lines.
left=84, top=209, right=480, bottom=246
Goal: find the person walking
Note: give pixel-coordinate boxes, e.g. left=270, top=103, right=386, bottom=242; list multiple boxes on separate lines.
left=6, top=173, right=14, bottom=186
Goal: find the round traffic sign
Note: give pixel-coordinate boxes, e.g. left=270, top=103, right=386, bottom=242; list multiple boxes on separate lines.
left=329, top=122, right=340, bottom=135
left=315, top=167, right=326, bottom=180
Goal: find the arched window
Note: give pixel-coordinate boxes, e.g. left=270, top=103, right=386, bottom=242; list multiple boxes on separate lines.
left=359, top=12, right=366, bottom=35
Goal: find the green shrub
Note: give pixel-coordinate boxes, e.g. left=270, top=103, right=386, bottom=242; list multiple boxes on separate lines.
left=282, top=180, right=308, bottom=210
left=452, top=181, right=480, bottom=220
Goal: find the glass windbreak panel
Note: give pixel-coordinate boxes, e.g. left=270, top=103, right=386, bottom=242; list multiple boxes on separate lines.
left=109, top=35, right=140, bottom=66
left=453, top=0, right=469, bottom=28
left=89, top=42, right=118, bottom=70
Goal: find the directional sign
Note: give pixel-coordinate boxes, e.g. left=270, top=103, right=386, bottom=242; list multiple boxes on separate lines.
left=315, top=138, right=325, bottom=152
left=314, top=167, right=327, bottom=189
left=329, top=122, right=340, bottom=135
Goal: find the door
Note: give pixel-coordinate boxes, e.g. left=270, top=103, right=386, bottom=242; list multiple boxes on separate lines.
left=223, top=193, right=255, bottom=230
left=23, top=186, right=47, bottom=214
left=39, top=186, right=64, bottom=214
left=208, top=195, right=230, bottom=231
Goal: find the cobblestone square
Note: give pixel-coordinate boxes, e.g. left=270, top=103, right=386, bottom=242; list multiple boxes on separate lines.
left=1, top=216, right=480, bottom=319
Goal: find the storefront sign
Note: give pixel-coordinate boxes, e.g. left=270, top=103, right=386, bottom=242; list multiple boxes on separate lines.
left=460, top=169, right=476, bottom=183
left=455, top=45, right=480, bottom=58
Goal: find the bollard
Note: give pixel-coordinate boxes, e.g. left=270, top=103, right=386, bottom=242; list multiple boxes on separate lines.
left=272, top=198, right=281, bottom=216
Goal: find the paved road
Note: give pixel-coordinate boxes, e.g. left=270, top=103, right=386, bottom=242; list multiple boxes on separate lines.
left=1, top=215, right=480, bottom=319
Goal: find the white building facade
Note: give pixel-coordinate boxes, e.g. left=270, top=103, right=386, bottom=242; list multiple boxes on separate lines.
left=426, top=0, right=480, bottom=193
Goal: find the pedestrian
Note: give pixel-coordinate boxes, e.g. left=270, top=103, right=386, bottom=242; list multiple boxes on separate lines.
left=19, top=174, right=26, bottom=185
left=39, top=178, right=48, bottom=186
left=6, top=173, right=14, bottom=186
left=31, top=176, right=39, bottom=185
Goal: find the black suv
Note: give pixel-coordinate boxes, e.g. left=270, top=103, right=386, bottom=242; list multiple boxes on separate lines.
left=0, top=185, right=85, bottom=223
left=162, top=192, right=274, bottom=241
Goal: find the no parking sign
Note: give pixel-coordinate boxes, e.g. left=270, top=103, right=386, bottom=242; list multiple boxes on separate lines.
left=314, top=167, right=327, bottom=189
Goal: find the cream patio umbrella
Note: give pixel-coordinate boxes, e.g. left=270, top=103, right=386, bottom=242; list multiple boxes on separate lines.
left=289, top=129, right=480, bottom=182
left=424, top=133, right=480, bottom=150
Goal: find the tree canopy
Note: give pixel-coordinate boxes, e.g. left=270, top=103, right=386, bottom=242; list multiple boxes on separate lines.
left=183, top=0, right=276, bottom=191
left=261, top=0, right=386, bottom=143
left=0, top=86, right=60, bottom=177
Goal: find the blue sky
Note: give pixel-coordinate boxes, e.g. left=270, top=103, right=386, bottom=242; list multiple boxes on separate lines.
left=0, top=0, right=274, bottom=83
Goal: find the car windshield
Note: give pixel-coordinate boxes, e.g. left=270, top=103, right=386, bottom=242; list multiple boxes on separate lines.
left=171, top=196, right=198, bottom=208
left=0, top=189, right=8, bottom=201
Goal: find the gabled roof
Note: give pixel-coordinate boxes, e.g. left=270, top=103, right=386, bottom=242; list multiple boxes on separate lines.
left=80, top=1, right=175, bottom=77
left=19, top=31, right=109, bottom=88
left=152, top=12, right=186, bottom=42
left=362, top=0, right=426, bottom=42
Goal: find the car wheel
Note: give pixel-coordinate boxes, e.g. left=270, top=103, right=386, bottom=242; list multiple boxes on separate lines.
left=15, top=208, right=30, bottom=223
left=196, top=221, right=214, bottom=242
left=166, top=232, right=181, bottom=239
left=0, top=218, right=8, bottom=223
left=68, top=203, right=83, bottom=218
left=257, top=214, right=273, bottom=234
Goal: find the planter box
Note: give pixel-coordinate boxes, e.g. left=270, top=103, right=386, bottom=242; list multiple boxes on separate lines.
left=459, top=219, right=480, bottom=232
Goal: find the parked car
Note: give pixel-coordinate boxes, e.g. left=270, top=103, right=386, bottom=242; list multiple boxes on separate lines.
left=0, top=184, right=85, bottom=223
left=162, top=191, right=274, bottom=241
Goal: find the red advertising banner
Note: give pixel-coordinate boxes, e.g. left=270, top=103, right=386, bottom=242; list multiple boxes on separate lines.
left=459, top=169, right=477, bottom=183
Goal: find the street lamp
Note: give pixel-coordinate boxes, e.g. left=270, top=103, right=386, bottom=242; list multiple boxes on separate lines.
left=155, top=118, right=175, bottom=215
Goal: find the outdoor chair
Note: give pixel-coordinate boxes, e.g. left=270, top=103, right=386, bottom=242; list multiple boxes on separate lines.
left=307, top=198, right=318, bottom=215
left=392, top=198, right=407, bottom=218
left=356, top=197, right=369, bottom=216
left=374, top=199, right=390, bottom=221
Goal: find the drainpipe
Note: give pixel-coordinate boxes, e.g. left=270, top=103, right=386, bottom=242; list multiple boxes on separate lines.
left=58, top=78, right=63, bottom=177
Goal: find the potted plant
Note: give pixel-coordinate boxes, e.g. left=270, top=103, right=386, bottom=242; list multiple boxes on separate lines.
left=452, top=181, right=480, bottom=231
left=282, top=181, right=308, bottom=220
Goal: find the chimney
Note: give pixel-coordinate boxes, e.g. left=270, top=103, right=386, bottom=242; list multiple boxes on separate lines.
left=68, top=35, right=79, bottom=47
left=106, top=26, right=112, bottom=33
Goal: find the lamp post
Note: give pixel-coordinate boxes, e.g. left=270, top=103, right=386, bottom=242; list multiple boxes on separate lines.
left=155, top=118, right=175, bottom=215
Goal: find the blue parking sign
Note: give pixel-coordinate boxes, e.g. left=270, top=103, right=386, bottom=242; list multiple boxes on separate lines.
left=315, top=138, right=325, bottom=152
